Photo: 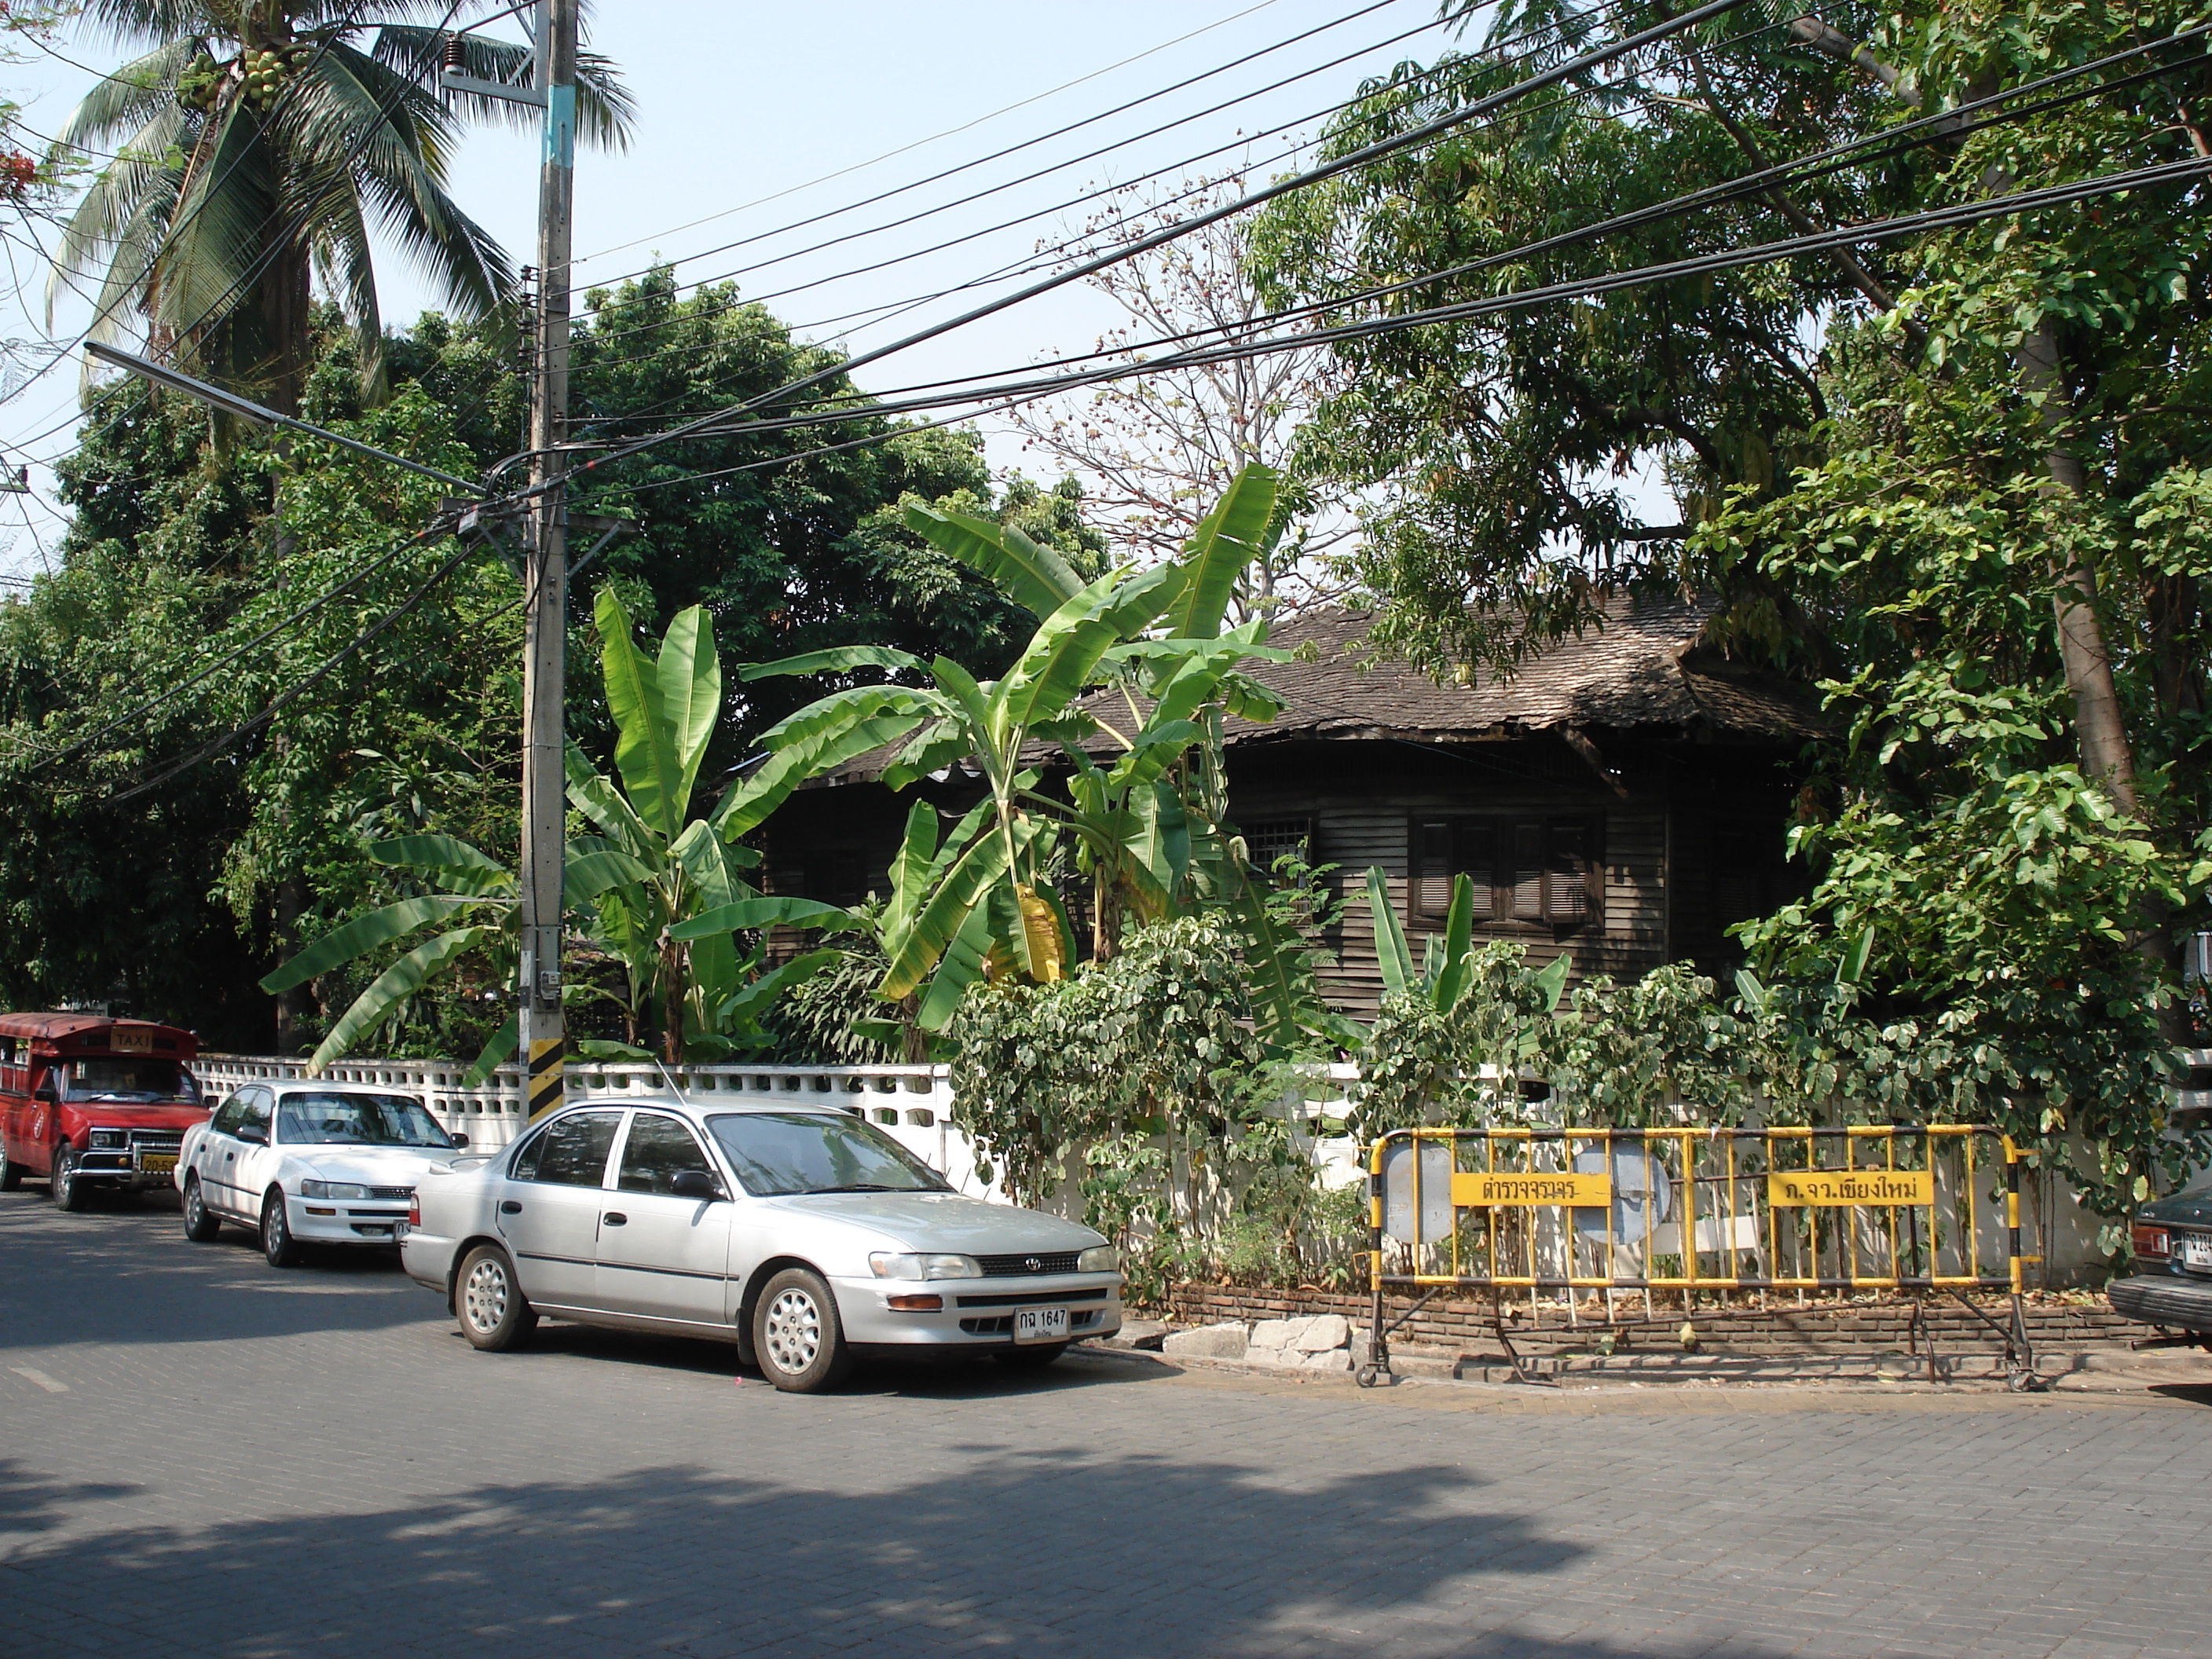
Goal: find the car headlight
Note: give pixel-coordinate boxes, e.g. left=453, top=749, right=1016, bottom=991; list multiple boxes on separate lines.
left=868, top=1251, right=983, bottom=1280
left=88, top=1130, right=126, bottom=1149
left=1077, top=1245, right=1119, bottom=1273
left=300, top=1180, right=371, bottom=1200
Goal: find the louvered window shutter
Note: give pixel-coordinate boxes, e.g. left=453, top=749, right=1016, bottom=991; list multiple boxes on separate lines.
left=1411, top=820, right=1453, bottom=928
left=1547, top=820, right=1590, bottom=922
left=1511, top=822, right=1546, bottom=920
left=1452, top=821, right=1494, bottom=919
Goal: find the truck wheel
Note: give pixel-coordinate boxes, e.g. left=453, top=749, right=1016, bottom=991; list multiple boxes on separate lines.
left=0, top=1142, right=20, bottom=1192
left=181, top=1175, right=222, bottom=1242
left=456, top=1245, right=537, bottom=1351
left=50, top=1146, right=87, bottom=1211
left=260, top=1188, right=300, bottom=1268
left=753, top=1267, right=852, bottom=1393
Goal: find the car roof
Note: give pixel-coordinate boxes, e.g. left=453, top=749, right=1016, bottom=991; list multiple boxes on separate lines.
left=551, top=1097, right=859, bottom=1125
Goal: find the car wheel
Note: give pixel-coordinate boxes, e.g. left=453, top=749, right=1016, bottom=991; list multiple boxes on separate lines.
left=456, top=1244, right=537, bottom=1352
left=753, top=1267, right=851, bottom=1393
left=260, top=1188, right=300, bottom=1268
left=994, top=1342, right=1069, bottom=1370
left=181, top=1175, right=222, bottom=1242
left=50, top=1145, right=87, bottom=1211
left=0, top=1141, right=20, bottom=1192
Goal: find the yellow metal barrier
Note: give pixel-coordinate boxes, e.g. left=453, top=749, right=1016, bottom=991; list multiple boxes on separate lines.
left=1360, top=1126, right=2035, bottom=1390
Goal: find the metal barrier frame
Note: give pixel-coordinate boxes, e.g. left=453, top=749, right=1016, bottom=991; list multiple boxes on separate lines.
left=1360, top=1125, right=2035, bottom=1390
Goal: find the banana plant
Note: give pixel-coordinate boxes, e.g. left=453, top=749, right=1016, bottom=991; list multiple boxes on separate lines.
left=1367, top=866, right=1571, bottom=1014
left=262, top=591, right=851, bottom=1073
left=716, top=464, right=1295, bottom=1034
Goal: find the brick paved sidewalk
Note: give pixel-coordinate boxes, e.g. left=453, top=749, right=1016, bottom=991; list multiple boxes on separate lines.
left=0, top=1190, right=2207, bottom=1657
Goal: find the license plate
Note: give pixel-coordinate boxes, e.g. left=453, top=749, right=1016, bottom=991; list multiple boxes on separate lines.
left=393, top=1221, right=409, bottom=1240
left=1014, top=1307, right=1069, bottom=1345
left=2181, top=1236, right=2212, bottom=1271
left=137, top=1154, right=176, bottom=1175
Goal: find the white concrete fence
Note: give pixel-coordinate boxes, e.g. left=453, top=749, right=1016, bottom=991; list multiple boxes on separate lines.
left=200, top=1053, right=2121, bottom=1284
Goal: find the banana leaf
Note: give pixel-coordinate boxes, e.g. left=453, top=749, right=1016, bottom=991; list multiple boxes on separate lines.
left=564, top=847, right=655, bottom=908
left=712, top=947, right=843, bottom=1027
left=756, top=684, right=940, bottom=753
left=654, top=602, right=722, bottom=822
left=371, top=834, right=511, bottom=884
left=739, top=643, right=925, bottom=681
left=999, top=562, right=1185, bottom=731
left=712, top=711, right=928, bottom=838
left=1368, top=866, right=1415, bottom=1002
left=308, top=926, right=490, bottom=1073
left=565, top=739, right=657, bottom=855
left=596, top=585, right=686, bottom=843
left=460, top=1013, right=520, bottom=1088
left=916, top=895, right=996, bottom=1032
left=880, top=718, right=969, bottom=790
left=668, top=895, right=861, bottom=941
left=1163, top=462, right=1278, bottom=639
left=903, top=502, right=1086, bottom=618
left=881, top=824, right=1020, bottom=1000
left=261, top=894, right=486, bottom=993
left=1433, top=873, right=1477, bottom=1012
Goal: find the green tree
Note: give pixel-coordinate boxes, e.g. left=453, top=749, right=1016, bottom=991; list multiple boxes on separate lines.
left=48, top=1, right=632, bottom=411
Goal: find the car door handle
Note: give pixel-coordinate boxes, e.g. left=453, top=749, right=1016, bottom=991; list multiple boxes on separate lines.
left=499, top=1200, right=522, bottom=1214
left=602, top=1212, right=627, bottom=1226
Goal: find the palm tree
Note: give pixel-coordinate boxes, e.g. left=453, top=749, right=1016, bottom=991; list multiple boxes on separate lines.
left=48, top=2, right=632, bottom=413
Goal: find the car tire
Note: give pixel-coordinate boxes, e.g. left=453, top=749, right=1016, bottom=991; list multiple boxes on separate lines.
left=260, top=1187, right=300, bottom=1268
left=50, top=1145, right=87, bottom=1211
left=0, top=1141, right=20, bottom=1192
left=181, top=1175, right=222, bottom=1242
left=753, top=1267, right=851, bottom=1393
left=994, top=1342, right=1069, bottom=1370
left=456, top=1244, right=537, bottom=1352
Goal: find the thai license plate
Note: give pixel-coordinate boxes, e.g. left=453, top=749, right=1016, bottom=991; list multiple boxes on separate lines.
left=2180, top=1235, right=2212, bottom=1272
left=1014, top=1307, right=1069, bottom=1345
left=136, top=1154, right=176, bottom=1175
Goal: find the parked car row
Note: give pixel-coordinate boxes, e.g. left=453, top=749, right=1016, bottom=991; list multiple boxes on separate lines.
left=0, top=1012, right=1123, bottom=1393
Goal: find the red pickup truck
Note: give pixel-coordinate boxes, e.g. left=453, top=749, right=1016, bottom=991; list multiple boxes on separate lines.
left=0, top=1013, right=211, bottom=1209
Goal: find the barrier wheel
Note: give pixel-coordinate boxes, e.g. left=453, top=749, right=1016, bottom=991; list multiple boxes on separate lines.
left=2006, top=1366, right=2038, bottom=1393
left=1356, top=1365, right=1379, bottom=1389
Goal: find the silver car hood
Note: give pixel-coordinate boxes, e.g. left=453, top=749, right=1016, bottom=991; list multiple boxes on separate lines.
left=757, top=1189, right=1103, bottom=1253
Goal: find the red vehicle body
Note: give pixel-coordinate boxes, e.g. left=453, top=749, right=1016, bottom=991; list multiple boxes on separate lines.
left=0, top=1013, right=209, bottom=1210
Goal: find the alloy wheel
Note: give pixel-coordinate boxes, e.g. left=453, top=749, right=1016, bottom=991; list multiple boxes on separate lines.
left=763, top=1287, right=822, bottom=1375
left=463, top=1255, right=510, bottom=1335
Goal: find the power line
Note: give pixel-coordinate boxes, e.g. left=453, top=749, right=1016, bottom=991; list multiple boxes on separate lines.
left=562, top=156, right=2210, bottom=511
left=535, top=0, right=1759, bottom=500
left=579, top=0, right=1431, bottom=296
left=571, top=0, right=1295, bottom=268
left=573, top=18, right=2201, bottom=450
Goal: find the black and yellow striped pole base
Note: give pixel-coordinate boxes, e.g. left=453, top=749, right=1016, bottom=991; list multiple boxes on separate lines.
left=526, top=1035, right=566, bottom=1121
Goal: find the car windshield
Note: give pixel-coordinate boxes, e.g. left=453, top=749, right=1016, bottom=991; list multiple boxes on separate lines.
left=59, top=1057, right=189, bottom=1102
left=276, top=1092, right=450, bottom=1148
left=706, top=1111, right=950, bottom=1197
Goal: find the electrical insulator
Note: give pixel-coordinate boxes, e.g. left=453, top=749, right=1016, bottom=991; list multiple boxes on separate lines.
left=444, top=33, right=465, bottom=71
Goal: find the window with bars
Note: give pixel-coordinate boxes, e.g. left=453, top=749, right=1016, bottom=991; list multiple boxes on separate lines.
left=1240, top=816, right=1314, bottom=872
left=1408, top=816, right=1599, bottom=931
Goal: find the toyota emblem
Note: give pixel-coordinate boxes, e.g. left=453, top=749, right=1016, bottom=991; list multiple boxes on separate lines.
left=1024, top=1256, right=1042, bottom=1273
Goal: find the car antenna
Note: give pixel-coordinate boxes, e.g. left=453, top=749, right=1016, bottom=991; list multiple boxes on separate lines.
left=648, top=1055, right=692, bottom=1107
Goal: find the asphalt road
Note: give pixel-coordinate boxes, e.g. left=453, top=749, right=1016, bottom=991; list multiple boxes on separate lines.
left=0, top=1186, right=2207, bottom=1658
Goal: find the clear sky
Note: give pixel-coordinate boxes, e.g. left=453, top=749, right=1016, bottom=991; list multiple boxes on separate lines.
left=0, top=0, right=1465, bottom=580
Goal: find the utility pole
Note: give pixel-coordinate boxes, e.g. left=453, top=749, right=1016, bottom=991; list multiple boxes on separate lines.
left=518, top=0, right=578, bottom=1122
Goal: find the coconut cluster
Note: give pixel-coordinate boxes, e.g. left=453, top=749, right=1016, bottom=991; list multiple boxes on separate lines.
left=178, top=43, right=309, bottom=114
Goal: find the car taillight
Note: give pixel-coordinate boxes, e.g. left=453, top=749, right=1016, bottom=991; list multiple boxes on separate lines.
left=2135, top=1223, right=2170, bottom=1259
left=408, top=1193, right=420, bottom=1228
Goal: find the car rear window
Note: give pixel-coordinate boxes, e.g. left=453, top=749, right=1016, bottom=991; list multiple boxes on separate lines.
left=705, top=1111, right=949, bottom=1197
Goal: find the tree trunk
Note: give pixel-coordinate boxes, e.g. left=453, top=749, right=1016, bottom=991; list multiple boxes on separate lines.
left=258, top=240, right=312, bottom=417
left=661, top=941, right=687, bottom=1065
left=2015, top=324, right=2138, bottom=814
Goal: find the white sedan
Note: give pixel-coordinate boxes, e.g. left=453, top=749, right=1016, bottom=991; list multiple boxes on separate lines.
left=401, top=1097, right=1122, bottom=1391
left=176, top=1082, right=469, bottom=1266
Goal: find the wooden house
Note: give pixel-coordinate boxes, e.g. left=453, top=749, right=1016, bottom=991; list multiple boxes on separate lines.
left=756, top=599, right=1827, bottom=1016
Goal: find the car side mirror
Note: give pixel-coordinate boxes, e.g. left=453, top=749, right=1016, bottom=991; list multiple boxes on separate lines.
left=449, top=1131, right=470, bottom=1148
left=33, top=1087, right=54, bottom=1104
left=236, top=1125, right=268, bottom=1146
left=670, top=1170, right=720, bottom=1202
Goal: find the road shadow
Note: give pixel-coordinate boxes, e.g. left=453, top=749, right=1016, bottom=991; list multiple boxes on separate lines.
left=0, top=1192, right=429, bottom=1352
left=0, top=1449, right=1807, bottom=1658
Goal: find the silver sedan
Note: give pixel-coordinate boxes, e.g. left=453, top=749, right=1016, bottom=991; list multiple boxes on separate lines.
left=399, top=1095, right=1121, bottom=1391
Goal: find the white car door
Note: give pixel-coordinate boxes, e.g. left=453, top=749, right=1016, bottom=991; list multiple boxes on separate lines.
left=496, top=1108, right=622, bottom=1310
left=594, top=1111, right=736, bottom=1327
left=209, top=1086, right=270, bottom=1217
left=232, top=1088, right=280, bottom=1218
